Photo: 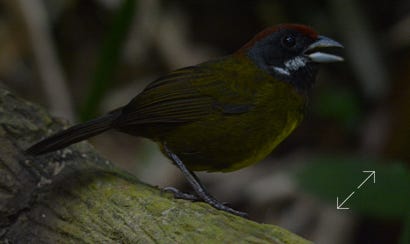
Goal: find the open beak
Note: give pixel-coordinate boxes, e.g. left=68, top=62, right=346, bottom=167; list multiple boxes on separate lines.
left=304, top=35, right=344, bottom=63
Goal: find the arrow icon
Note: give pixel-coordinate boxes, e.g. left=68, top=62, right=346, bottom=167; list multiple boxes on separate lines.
left=337, top=171, right=376, bottom=210
left=357, top=171, right=376, bottom=189
left=337, top=191, right=356, bottom=209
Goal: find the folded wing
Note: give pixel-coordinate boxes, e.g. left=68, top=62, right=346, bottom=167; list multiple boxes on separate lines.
left=116, top=65, right=253, bottom=126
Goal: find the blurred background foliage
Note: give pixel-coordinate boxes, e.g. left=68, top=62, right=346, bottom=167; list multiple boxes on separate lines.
left=0, top=0, right=409, bottom=243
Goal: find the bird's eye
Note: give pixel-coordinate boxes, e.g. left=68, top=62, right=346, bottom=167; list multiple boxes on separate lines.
left=281, top=35, right=296, bottom=48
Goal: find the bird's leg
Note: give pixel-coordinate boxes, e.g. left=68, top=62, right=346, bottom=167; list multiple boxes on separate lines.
left=163, top=145, right=247, bottom=217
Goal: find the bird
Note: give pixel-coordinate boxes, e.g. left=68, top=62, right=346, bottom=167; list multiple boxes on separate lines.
left=26, top=24, right=343, bottom=217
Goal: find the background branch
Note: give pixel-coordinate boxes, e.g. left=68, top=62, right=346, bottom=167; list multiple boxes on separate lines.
left=14, top=0, right=74, bottom=121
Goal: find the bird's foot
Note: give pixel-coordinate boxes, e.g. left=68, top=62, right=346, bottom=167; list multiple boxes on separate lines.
left=163, top=186, right=200, bottom=201
left=163, top=186, right=247, bottom=217
left=203, top=196, right=248, bottom=217
left=163, top=144, right=248, bottom=217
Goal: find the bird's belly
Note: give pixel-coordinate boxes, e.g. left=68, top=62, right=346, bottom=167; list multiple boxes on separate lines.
left=161, top=110, right=302, bottom=172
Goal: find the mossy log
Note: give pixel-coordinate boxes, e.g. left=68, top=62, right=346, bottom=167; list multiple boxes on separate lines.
left=0, top=88, right=311, bottom=243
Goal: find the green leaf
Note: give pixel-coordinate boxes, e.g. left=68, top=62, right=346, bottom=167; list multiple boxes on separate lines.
left=296, top=155, right=410, bottom=219
left=80, top=0, right=137, bottom=121
left=313, top=87, right=361, bottom=130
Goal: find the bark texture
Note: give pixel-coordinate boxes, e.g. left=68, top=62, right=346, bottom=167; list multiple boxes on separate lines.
left=0, top=88, right=311, bottom=243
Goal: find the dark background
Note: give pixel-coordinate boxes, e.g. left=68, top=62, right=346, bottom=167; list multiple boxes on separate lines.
left=1, top=0, right=409, bottom=243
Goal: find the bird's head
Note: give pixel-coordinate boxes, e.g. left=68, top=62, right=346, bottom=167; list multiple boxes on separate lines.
left=238, top=24, right=343, bottom=91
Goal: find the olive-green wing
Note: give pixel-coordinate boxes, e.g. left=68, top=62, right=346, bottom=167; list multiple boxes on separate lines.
left=116, top=64, right=253, bottom=126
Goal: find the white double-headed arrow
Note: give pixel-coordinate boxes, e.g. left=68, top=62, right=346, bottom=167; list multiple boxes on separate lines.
left=337, top=170, right=376, bottom=210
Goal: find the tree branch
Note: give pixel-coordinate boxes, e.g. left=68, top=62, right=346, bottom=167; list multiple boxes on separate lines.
left=0, top=88, right=311, bottom=243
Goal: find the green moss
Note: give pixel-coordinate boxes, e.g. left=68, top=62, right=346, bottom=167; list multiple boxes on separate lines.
left=35, top=171, right=311, bottom=243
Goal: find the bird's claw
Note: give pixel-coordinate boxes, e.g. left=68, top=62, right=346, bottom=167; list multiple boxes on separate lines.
left=163, top=186, right=247, bottom=217
left=163, top=186, right=200, bottom=201
left=211, top=201, right=248, bottom=217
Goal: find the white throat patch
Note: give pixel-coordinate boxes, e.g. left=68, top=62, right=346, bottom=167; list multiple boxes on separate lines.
left=273, top=56, right=308, bottom=76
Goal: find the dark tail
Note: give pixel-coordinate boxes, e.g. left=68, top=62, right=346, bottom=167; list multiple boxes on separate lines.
left=26, top=111, right=120, bottom=155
